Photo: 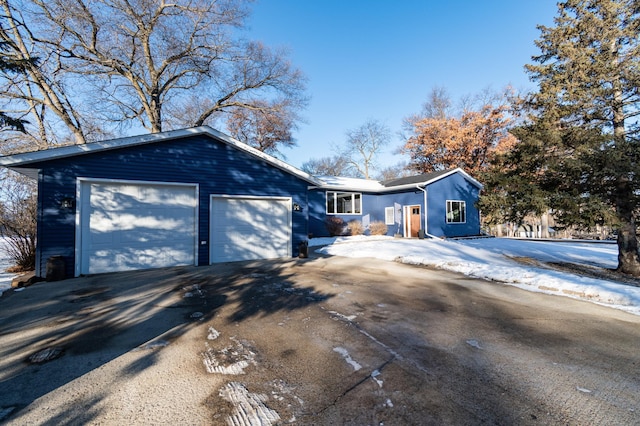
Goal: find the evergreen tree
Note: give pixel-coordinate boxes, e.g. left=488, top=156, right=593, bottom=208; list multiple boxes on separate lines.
left=524, top=0, right=640, bottom=275
left=477, top=124, right=550, bottom=228
left=479, top=122, right=617, bottom=233
left=0, top=39, right=36, bottom=132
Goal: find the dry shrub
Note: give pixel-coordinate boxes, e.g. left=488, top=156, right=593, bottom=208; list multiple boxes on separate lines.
left=325, top=216, right=346, bottom=236
left=369, top=221, right=388, bottom=236
left=347, top=220, right=364, bottom=236
left=0, top=171, right=36, bottom=271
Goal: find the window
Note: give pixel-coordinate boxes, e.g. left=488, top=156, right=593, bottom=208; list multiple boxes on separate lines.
left=326, top=192, right=361, bottom=214
left=384, top=207, right=395, bottom=225
left=446, top=200, right=466, bottom=223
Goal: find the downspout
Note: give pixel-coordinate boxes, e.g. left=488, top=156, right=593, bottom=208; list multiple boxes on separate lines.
left=416, top=184, right=438, bottom=239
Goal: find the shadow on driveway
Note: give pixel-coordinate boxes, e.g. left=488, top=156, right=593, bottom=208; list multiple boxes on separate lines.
left=0, top=257, right=331, bottom=421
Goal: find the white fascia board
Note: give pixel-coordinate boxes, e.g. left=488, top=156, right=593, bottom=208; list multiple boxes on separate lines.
left=0, top=128, right=195, bottom=166
left=0, top=126, right=323, bottom=186
left=430, top=168, right=483, bottom=189
left=383, top=168, right=483, bottom=191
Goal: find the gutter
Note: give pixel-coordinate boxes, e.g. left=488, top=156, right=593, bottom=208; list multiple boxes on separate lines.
left=416, top=184, right=439, bottom=239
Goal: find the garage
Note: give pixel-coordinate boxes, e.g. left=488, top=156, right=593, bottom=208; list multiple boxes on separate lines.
left=77, top=179, right=198, bottom=275
left=0, top=127, right=313, bottom=279
left=210, top=196, right=292, bottom=263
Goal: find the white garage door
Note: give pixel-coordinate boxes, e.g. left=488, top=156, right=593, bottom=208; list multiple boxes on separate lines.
left=210, top=196, right=292, bottom=263
left=78, top=179, right=198, bottom=275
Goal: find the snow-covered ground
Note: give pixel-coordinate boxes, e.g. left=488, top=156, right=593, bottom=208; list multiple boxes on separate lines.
left=312, top=236, right=640, bottom=317
left=0, top=238, right=18, bottom=297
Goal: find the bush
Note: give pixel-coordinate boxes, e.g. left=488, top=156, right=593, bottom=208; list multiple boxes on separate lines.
left=325, top=216, right=346, bottom=236
left=347, top=220, right=364, bottom=236
left=0, top=172, right=36, bottom=271
left=369, top=221, right=388, bottom=236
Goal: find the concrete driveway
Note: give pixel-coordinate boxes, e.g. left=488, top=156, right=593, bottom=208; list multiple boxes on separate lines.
left=1, top=250, right=639, bottom=425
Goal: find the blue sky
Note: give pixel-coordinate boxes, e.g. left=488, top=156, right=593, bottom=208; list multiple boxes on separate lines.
left=245, top=0, right=558, bottom=170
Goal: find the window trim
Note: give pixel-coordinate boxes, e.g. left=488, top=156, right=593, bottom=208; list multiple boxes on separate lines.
left=326, top=191, right=362, bottom=215
left=446, top=200, right=466, bottom=224
left=384, top=206, right=395, bottom=225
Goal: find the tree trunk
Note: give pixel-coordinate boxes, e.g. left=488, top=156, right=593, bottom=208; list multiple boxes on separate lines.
left=616, top=220, right=640, bottom=276
left=615, top=177, right=640, bottom=276
left=541, top=212, right=549, bottom=239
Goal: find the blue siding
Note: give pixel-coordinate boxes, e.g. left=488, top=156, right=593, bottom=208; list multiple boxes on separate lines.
left=308, top=173, right=481, bottom=239
left=309, top=189, right=424, bottom=237
left=308, top=191, right=390, bottom=237
left=426, top=173, right=481, bottom=237
left=375, top=191, right=424, bottom=236
left=31, top=134, right=310, bottom=277
left=307, top=190, right=327, bottom=238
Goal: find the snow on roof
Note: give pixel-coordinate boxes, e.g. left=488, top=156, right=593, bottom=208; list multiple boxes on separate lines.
left=311, top=168, right=482, bottom=192
left=314, top=175, right=386, bottom=191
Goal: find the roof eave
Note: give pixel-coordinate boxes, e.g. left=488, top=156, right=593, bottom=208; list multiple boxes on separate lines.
left=394, top=168, right=483, bottom=190
left=0, top=126, right=323, bottom=186
left=309, top=168, right=483, bottom=193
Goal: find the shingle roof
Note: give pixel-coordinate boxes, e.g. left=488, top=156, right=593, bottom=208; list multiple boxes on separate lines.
left=381, top=169, right=455, bottom=187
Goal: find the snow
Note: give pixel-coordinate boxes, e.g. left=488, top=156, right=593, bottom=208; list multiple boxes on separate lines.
left=219, top=382, right=281, bottom=426
left=0, top=238, right=19, bottom=297
left=315, top=175, right=385, bottom=191
left=333, top=347, right=362, bottom=371
left=314, top=236, right=640, bottom=316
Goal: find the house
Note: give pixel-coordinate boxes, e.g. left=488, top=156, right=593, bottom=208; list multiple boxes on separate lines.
left=308, top=169, right=482, bottom=239
left=0, top=126, right=482, bottom=279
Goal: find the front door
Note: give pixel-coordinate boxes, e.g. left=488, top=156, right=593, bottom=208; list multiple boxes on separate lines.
left=404, top=205, right=422, bottom=237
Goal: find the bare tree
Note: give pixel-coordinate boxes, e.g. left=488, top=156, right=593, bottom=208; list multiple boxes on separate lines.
left=0, top=0, right=307, bottom=155
left=14, top=0, right=307, bottom=137
left=0, top=170, right=36, bottom=271
left=342, top=119, right=391, bottom=179
left=225, top=98, right=302, bottom=157
left=376, top=162, right=410, bottom=181
left=422, top=86, right=452, bottom=119
left=0, top=0, right=88, bottom=149
left=301, top=155, right=351, bottom=177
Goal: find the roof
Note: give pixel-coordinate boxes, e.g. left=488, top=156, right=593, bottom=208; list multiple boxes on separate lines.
left=0, top=126, right=323, bottom=185
left=314, top=175, right=385, bottom=192
left=0, top=127, right=483, bottom=191
left=312, top=168, right=483, bottom=193
left=381, top=169, right=454, bottom=187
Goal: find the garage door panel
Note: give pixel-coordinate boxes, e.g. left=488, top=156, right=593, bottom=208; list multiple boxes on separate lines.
left=90, top=184, right=195, bottom=209
left=211, top=197, right=291, bottom=263
left=89, top=244, right=194, bottom=273
left=80, top=180, right=197, bottom=275
left=119, top=226, right=194, bottom=245
left=214, top=236, right=288, bottom=262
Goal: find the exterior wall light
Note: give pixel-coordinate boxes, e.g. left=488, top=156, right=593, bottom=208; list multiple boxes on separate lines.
left=61, top=197, right=75, bottom=210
